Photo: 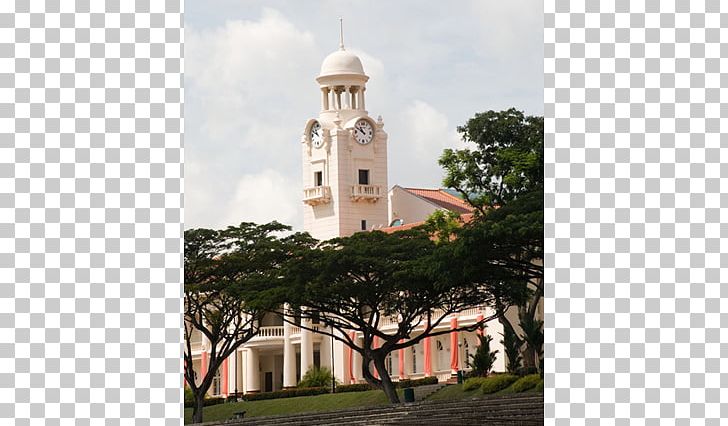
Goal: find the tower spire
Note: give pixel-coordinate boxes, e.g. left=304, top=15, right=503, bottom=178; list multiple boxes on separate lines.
left=339, top=17, right=344, bottom=50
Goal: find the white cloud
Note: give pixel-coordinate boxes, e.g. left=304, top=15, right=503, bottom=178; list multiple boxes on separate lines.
left=388, top=100, right=461, bottom=188
left=219, top=169, right=302, bottom=230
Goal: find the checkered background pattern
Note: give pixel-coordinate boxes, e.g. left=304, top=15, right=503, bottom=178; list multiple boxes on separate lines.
left=545, top=1, right=726, bottom=424
left=0, top=1, right=183, bottom=425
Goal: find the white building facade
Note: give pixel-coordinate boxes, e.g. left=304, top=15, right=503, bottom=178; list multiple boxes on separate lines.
left=186, top=39, right=506, bottom=396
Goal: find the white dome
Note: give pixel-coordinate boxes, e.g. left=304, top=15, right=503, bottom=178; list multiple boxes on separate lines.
left=319, top=49, right=366, bottom=78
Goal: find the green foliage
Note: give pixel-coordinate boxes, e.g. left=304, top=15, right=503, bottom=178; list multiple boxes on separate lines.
left=184, top=387, right=194, bottom=406
left=298, top=366, right=338, bottom=389
left=285, top=227, right=511, bottom=404
left=439, top=108, right=543, bottom=211
left=183, top=221, right=317, bottom=423
left=468, top=334, right=499, bottom=377
left=242, top=387, right=330, bottom=401
left=535, top=378, right=544, bottom=392
left=508, top=374, right=542, bottom=393
left=500, top=327, right=522, bottom=374
left=518, top=314, right=544, bottom=373
left=395, top=376, right=439, bottom=388
left=480, top=374, right=518, bottom=394
left=462, top=377, right=488, bottom=391
left=184, top=396, right=226, bottom=409
left=335, top=383, right=375, bottom=393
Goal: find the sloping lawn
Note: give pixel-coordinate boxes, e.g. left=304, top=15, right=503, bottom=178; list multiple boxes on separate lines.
left=426, top=381, right=544, bottom=401
left=185, top=389, right=401, bottom=424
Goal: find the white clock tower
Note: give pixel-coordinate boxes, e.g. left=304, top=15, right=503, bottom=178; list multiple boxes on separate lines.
left=301, top=27, right=389, bottom=241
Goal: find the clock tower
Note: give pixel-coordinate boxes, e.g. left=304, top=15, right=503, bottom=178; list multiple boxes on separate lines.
left=301, top=30, right=389, bottom=241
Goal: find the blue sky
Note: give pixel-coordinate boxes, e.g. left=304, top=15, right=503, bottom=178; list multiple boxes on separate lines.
left=185, top=0, right=543, bottom=230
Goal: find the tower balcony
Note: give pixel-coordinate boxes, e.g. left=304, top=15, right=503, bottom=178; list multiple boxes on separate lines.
left=351, top=184, right=382, bottom=202
left=303, top=186, right=331, bottom=205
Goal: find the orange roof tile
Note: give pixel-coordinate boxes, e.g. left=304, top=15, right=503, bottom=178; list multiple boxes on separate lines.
left=403, top=188, right=474, bottom=214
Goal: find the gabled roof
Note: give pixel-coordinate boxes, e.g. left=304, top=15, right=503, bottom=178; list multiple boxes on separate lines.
left=402, top=187, right=474, bottom=214
left=379, top=213, right=474, bottom=235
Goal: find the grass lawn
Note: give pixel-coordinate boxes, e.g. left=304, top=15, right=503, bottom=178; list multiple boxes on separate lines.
left=184, top=389, right=402, bottom=424
left=426, top=383, right=543, bottom=401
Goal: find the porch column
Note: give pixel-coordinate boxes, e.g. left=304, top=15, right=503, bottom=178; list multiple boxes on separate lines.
left=403, top=345, right=413, bottom=377
left=283, top=306, right=296, bottom=388
left=352, top=335, right=363, bottom=383
left=346, top=331, right=355, bottom=384
left=245, top=348, right=260, bottom=393
left=398, top=339, right=406, bottom=380
left=200, top=351, right=208, bottom=386
left=222, top=357, right=229, bottom=396
left=372, top=335, right=379, bottom=379
left=449, top=317, right=459, bottom=376
left=300, top=311, right=314, bottom=376
left=423, top=337, right=432, bottom=377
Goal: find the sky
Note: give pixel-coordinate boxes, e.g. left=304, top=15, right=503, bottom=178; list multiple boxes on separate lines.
left=184, top=0, right=543, bottom=231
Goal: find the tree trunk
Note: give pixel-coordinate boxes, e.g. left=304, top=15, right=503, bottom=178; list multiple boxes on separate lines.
left=373, top=355, right=400, bottom=404
left=192, top=391, right=205, bottom=424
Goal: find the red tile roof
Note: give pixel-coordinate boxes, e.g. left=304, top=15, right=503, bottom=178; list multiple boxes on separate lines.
left=403, top=188, right=474, bottom=214
left=379, top=213, right=474, bottom=234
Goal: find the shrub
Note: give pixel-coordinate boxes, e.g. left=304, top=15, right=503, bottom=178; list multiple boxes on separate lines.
left=534, top=378, right=544, bottom=392
left=480, top=374, right=518, bottom=394
left=242, top=386, right=329, bottom=402
left=516, top=366, right=539, bottom=377
left=298, top=366, right=338, bottom=388
left=462, top=377, right=487, bottom=391
left=468, top=335, right=499, bottom=377
left=183, top=394, right=226, bottom=409
left=500, top=328, right=522, bottom=374
left=508, top=374, right=542, bottom=393
left=396, top=376, right=439, bottom=388
left=335, top=383, right=374, bottom=393
left=184, top=387, right=194, bottom=405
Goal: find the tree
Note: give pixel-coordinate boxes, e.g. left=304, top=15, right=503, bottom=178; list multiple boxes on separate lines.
left=282, top=228, right=525, bottom=404
left=468, top=335, right=499, bottom=377
left=439, top=108, right=544, bottom=370
left=500, top=327, right=522, bottom=374
left=439, top=107, right=543, bottom=215
left=183, top=222, right=313, bottom=423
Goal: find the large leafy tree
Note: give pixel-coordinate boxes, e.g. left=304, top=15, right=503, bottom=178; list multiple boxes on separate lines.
left=440, top=107, right=544, bottom=370
left=282, top=228, right=526, bottom=404
left=440, top=107, right=543, bottom=214
left=183, top=222, right=313, bottom=423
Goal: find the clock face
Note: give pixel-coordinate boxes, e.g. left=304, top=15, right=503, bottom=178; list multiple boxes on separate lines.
left=310, top=121, right=324, bottom=148
left=353, top=119, right=374, bottom=145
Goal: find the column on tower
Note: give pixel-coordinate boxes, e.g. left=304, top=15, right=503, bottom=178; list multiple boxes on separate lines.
left=300, top=309, right=314, bottom=376
left=245, top=347, right=260, bottom=393
left=321, top=87, right=330, bottom=110
left=359, top=87, right=366, bottom=110
left=282, top=304, right=296, bottom=388
left=335, top=87, right=342, bottom=110
left=343, top=85, right=351, bottom=109
left=349, top=87, right=357, bottom=109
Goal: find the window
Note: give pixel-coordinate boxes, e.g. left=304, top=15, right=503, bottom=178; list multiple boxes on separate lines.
left=314, top=171, right=323, bottom=187
left=361, top=220, right=367, bottom=231
left=358, top=169, right=369, bottom=185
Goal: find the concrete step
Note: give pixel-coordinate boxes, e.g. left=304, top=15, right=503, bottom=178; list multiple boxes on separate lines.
left=216, top=393, right=544, bottom=426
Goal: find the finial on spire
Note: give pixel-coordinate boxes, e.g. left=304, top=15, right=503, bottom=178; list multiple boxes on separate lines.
left=339, top=17, right=344, bottom=50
